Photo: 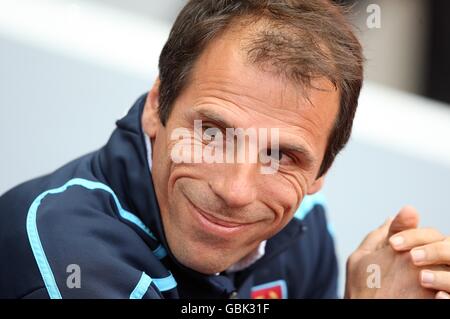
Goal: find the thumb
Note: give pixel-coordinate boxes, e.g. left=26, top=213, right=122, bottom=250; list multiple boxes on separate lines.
left=386, top=205, right=420, bottom=241
left=357, top=217, right=393, bottom=252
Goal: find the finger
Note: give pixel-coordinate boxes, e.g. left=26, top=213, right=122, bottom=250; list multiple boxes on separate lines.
left=358, top=217, right=393, bottom=252
left=410, top=241, right=450, bottom=266
left=435, top=291, right=450, bottom=299
left=389, top=228, right=446, bottom=251
left=386, top=206, right=420, bottom=241
left=421, top=270, right=450, bottom=292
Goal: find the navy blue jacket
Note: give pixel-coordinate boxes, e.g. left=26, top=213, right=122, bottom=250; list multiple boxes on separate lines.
left=0, top=95, right=338, bottom=299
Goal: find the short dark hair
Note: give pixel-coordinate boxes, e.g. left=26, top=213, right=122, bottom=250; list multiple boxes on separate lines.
left=158, top=0, right=364, bottom=177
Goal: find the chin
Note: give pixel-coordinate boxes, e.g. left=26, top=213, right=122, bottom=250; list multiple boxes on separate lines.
left=187, top=260, right=228, bottom=275
left=168, top=237, right=243, bottom=275
left=176, top=250, right=232, bottom=275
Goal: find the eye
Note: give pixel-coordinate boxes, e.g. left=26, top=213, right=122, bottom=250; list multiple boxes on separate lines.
left=202, top=123, right=222, bottom=138
left=267, top=149, right=295, bottom=166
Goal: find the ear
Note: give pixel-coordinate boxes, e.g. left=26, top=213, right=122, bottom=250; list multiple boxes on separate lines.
left=307, top=175, right=326, bottom=195
left=142, top=77, right=162, bottom=139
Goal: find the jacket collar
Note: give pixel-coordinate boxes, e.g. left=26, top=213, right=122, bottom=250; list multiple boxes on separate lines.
left=96, top=94, right=167, bottom=249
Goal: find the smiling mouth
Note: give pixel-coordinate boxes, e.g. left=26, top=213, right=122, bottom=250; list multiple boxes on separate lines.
left=186, top=197, right=255, bottom=236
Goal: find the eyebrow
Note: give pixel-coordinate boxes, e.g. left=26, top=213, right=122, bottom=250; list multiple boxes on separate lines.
left=193, top=108, right=236, bottom=129
left=193, top=107, right=316, bottom=167
left=282, top=142, right=316, bottom=168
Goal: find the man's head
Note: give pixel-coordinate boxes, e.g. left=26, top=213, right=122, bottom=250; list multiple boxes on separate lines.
left=142, top=0, right=363, bottom=274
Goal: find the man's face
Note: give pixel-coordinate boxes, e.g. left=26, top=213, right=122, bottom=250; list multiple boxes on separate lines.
left=143, top=30, right=340, bottom=274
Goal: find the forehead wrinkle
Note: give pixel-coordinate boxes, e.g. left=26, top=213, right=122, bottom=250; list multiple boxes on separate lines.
left=193, top=86, right=311, bottom=127
left=192, top=77, right=278, bottom=110
left=190, top=58, right=309, bottom=112
left=188, top=61, right=334, bottom=140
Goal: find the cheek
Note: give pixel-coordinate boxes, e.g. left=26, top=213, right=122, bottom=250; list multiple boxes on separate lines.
left=152, top=139, right=171, bottom=189
left=260, top=173, right=306, bottom=224
left=166, top=183, right=188, bottom=225
left=156, top=133, right=197, bottom=197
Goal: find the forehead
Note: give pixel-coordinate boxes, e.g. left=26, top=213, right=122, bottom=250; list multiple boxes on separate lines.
left=177, top=28, right=340, bottom=147
left=188, top=29, right=339, bottom=118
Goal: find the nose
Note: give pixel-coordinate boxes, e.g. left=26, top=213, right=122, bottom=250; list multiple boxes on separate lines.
left=209, top=163, right=258, bottom=208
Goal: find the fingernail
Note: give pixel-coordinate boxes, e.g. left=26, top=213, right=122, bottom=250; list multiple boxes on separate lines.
left=411, top=249, right=426, bottom=263
left=421, top=270, right=435, bottom=284
left=436, top=291, right=450, bottom=299
left=390, top=236, right=404, bottom=247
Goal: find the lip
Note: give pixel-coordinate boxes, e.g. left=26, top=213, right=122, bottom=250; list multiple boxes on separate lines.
left=186, top=198, right=255, bottom=237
